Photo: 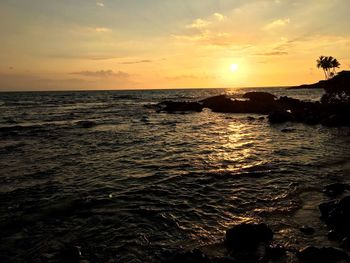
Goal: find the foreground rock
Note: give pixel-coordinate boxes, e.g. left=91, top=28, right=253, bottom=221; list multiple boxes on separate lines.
left=323, top=183, right=350, bottom=197
left=319, top=196, right=350, bottom=241
left=297, top=246, right=348, bottom=262
left=225, top=223, right=273, bottom=249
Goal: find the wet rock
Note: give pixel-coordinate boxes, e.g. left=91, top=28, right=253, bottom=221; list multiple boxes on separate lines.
left=296, top=246, right=348, bottom=262
left=201, top=95, right=232, bottom=109
left=211, top=256, right=238, bottom=263
left=265, top=243, right=286, bottom=260
left=319, top=196, right=350, bottom=238
left=268, top=110, right=294, bottom=123
left=77, top=121, right=96, bottom=128
left=165, top=249, right=211, bottom=263
left=300, top=226, right=315, bottom=235
left=327, top=230, right=339, bottom=241
left=340, top=237, right=350, bottom=250
left=242, top=92, right=276, bottom=103
left=157, top=101, right=203, bottom=112
left=323, top=183, right=350, bottom=197
left=281, top=127, right=295, bottom=133
left=319, top=200, right=337, bottom=219
left=225, top=223, right=273, bottom=249
left=59, top=245, right=83, bottom=263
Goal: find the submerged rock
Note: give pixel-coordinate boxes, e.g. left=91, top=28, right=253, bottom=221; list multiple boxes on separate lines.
left=225, top=223, right=273, bottom=249
left=157, top=101, right=203, bottom=113
left=296, top=246, right=348, bottom=262
left=77, top=121, right=97, bottom=128
left=300, top=226, right=315, bottom=235
left=323, top=183, right=350, bottom=197
left=268, top=110, right=294, bottom=123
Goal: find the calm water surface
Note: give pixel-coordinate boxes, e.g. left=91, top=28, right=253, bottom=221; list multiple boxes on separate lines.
left=0, top=88, right=349, bottom=262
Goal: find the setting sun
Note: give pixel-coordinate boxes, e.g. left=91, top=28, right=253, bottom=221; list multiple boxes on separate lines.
left=230, top=64, right=239, bottom=72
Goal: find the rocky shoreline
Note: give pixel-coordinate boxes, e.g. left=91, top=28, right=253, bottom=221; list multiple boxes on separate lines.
left=149, top=70, right=350, bottom=127
left=164, top=184, right=350, bottom=263
left=150, top=91, right=350, bottom=127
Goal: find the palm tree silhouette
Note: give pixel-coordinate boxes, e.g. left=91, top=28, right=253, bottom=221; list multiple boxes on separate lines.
left=317, top=56, right=340, bottom=79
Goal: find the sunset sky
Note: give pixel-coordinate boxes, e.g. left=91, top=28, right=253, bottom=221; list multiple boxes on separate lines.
left=1, top=0, right=350, bottom=91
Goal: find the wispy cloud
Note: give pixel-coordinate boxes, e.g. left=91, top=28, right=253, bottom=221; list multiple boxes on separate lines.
left=264, top=18, right=290, bottom=30
left=71, top=70, right=130, bottom=78
left=119, top=60, right=152, bottom=65
left=95, top=27, right=111, bottom=33
left=167, top=73, right=216, bottom=81
left=255, top=51, right=288, bottom=56
left=96, top=2, right=104, bottom=7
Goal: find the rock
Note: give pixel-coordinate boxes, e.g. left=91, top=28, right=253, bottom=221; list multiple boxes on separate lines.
left=319, top=196, right=350, bottom=238
left=165, top=249, right=211, bottom=263
left=300, top=226, right=315, bottom=235
left=297, top=246, right=348, bottom=262
left=328, top=230, right=339, bottom=241
left=59, top=245, right=83, bottom=263
left=211, top=256, right=238, bottom=263
left=242, top=92, right=276, bottom=103
left=201, top=95, right=233, bottom=109
left=268, top=110, right=294, bottom=123
left=157, top=101, right=203, bottom=112
left=281, top=128, right=295, bottom=133
left=340, top=237, right=350, bottom=250
left=258, top=116, right=265, bottom=120
left=319, top=200, right=337, bottom=219
left=77, top=121, right=96, bottom=128
left=323, top=183, right=350, bottom=197
left=225, top=223, right=273, bottom=249
left=247, top=116, right=255, bottom=121
left=265, top=243, right=286, bottom=260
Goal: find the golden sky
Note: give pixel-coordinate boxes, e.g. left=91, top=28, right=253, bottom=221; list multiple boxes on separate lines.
left=1, top=0, right=350, bottom=91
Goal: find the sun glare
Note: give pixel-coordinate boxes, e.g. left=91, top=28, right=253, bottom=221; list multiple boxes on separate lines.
left=230, top=64, right=239, bottom=72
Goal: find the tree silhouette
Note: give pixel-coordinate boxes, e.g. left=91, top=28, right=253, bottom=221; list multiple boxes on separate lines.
left=317, top=56, right=340, bottom=80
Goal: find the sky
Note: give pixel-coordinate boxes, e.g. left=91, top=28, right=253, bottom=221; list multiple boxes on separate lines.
left=1, top=0, right=350, bottom=91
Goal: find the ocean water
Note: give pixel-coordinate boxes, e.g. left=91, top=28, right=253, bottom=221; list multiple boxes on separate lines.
left=0, top=87, right=349, bottom=262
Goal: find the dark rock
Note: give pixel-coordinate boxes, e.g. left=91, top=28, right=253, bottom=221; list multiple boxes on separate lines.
left=59, top=245, right=83, bottom=263
left=300, top=226, right=315, bottom=235
left=265, top=243, right=286, bottom=260
left=247, top=116, right=255, bottom=121
left=165, top=249, right=211, bottom=263
left=157, top=101, right=203, bottom=112
left=201, top=94, right=276, bottom=114
left=242, top=92, right=276, bottom=103
left=211, top=256, right=238, bottom=263
left=319, top=196, right=350, bottom=238
left=225, top=223, right=273, bottom=249
left=77, top=121, right=96, bottom=128
left=258, top=116, right=265, bottom=120
left=340, top=237, right=350, bottom=250
left=296, top=246, right=348, bottom=262
left=268, top=110, right=294, bottom=123
left=328, top=230, right=339, bottom=241
left=281, top=128, right=295, bottom=133
left=201, top=95, right=233, bottom=109
left=323, top=183, right=350, bottom=197
left=319, top=200, right=337, bottom=219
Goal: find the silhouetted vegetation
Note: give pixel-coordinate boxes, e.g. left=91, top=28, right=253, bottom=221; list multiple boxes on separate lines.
left=317, top=56, right=340, bottom=80
left=321, top=70, right=350, bottom=104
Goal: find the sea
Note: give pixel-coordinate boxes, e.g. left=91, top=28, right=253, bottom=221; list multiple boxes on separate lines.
left=0, top=87, right=350, bottom=262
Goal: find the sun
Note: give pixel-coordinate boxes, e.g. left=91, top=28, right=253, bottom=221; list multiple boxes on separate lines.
left=230, top=64, right=239, bottom=72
